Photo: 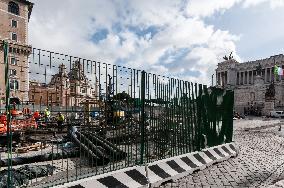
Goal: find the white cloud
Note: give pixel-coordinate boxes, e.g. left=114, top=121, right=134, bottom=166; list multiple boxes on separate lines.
left=28, top=0, right=242, bottom=85
left=186, top=0, right=241, bottom=18
left=242, top=0, right=284, bottom=8
left=186, top=0, right=284, bottom=18
left=270, top=0, right=284, bottom=8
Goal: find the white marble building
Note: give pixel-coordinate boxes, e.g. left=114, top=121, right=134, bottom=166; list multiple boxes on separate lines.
left=216, top=54, right=284, bottom=115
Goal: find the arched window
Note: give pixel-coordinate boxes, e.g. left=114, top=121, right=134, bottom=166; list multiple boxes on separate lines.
left=10, top=79, right=19, bottom=90
left=8, top=1, right=19, bottom=15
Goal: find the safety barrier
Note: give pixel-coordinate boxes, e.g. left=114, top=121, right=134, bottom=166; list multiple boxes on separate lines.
left=55, top=166, right=148, bottom=188
left=201, top=142, right=238, bottom=166
left=146, top=151, right=207, bottom=187
left=56, top=142, right=239, bottom=188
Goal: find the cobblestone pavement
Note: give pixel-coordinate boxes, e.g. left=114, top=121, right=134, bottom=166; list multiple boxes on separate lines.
left=159, top=118, right=284, bottom=188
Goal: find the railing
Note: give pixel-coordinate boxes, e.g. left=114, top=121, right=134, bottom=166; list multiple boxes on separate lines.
left=1, top=42, right=234, bottom=187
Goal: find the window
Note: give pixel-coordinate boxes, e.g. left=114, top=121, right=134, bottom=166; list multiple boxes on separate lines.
left=11, top=19, right=17, bottom=28
left=9, top=69, right=17, bottom=76
left=82, top=88, right=86, bottom=93
left=31, top=95, right=34, bottom=100
left=10, top=57, right=17, bottom=65
left=8, top=2, right=19, bottom=15
left=10, top=79, right=19, bottom=90
left=11, top=33, right=17, bottom=41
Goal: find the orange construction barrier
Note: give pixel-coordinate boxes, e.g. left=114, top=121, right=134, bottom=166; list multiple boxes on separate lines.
left=0, top=124, right=6, bottom=134
left=11, top=109, right=18, bottom=116
left=23, top=108, right=31, bottom=115
left=0, top=115, right=6, bottom=123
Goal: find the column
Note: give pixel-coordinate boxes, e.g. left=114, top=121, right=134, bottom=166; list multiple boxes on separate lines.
left=244, top=71, right=246, bottom=85
left=221, top=72, right=224, bottom=86
left=249, top=71, right=252, bottom=84
left=242, top=72, right=245, bottom=85
left=265, top=68, right=267, bottom=83
left=270, top=67, right=274, bottom=82
left=246, top=71, right=249, bottom=85
left=270, top=67, right=272, bottom=82
left=216, top=72, right=218, bottom=85
left=237, top=72, right=239, bottom=85
left=244, top=72, right=246, bottom=85
left=225, top=71, right=228, bottom=85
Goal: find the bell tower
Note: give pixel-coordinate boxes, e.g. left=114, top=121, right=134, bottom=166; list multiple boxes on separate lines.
left=0, top=0, right=33, bottom=102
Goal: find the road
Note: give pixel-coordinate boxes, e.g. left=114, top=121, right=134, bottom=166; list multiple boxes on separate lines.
left=159, top=118, right=284, bottom=188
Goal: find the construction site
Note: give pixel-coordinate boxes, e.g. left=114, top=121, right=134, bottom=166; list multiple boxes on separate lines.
left=0, top=44, right=234, bottom=188
left=0, top=1, right=237, bottom=187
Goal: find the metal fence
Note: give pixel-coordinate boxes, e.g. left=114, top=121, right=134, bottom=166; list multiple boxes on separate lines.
left=1, top=41, right=234, bottom=187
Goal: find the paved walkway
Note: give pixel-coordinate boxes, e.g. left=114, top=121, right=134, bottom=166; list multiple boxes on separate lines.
left=159, top=118, right=284, bottom=188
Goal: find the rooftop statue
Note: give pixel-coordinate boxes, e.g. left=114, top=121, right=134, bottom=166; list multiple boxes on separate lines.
left=256, top=63, right=262, bottom=76
left=223, top=52, right=234, bottom=61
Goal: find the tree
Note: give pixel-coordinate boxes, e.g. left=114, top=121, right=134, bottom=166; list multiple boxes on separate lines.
left=113, top=91, right=131, bottom=101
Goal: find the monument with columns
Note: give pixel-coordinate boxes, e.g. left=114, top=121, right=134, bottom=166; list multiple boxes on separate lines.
left=216, top=54, right=284, bottom=115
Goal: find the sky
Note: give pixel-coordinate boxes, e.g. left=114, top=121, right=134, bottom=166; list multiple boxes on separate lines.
left=28, top=0, right=284, bottom=85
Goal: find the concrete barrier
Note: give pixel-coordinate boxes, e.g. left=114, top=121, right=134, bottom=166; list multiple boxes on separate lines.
left=202, top=142, right=238, bottom=166
left=147, top=142, right=239, bottom=187
left=55, top=166, right=148, bottom=188
left=146, top=151, right=206, bottom=187
left=54, top=142, right=239, bottom=188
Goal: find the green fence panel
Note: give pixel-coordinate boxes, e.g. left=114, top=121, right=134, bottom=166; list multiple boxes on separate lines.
left=1, top=45, right=234, bottom=187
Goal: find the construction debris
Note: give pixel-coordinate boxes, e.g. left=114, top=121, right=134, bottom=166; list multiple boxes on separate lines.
left=0, top=165, right=55, bottom=187
left=16, top=142, right=49, bottom=153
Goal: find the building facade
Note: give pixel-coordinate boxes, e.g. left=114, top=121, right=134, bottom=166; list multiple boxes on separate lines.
left=216, top=54, right=284, bottom=115
left=28, top=61, right=99, bottom=108
left=0, top=0, right=33, bottom=102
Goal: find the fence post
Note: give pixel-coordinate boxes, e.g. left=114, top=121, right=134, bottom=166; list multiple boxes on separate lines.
left=224, top=90, right=234, bottom=143
left=3, top=41, right=12, bottom=187
left=140, top=70, right=146, bottom=165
